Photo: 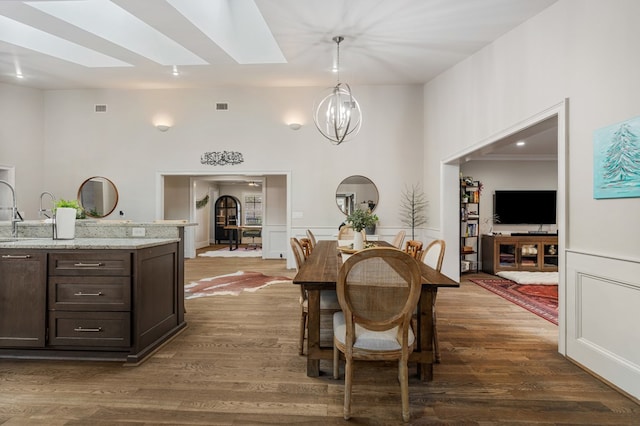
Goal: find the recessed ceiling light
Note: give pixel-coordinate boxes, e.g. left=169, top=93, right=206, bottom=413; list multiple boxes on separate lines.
left=172, top=65, right=180, bottom=77
left=516, top=141, right=526, bottom=147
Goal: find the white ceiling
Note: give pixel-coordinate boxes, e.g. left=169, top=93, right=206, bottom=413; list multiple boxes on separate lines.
left=0, top=0, right=557, bottom=90
left=0, top=0, right=559, bottom=160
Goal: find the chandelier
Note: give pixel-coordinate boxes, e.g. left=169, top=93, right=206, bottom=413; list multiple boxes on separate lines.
left=313, top=36, right=362, bottom=145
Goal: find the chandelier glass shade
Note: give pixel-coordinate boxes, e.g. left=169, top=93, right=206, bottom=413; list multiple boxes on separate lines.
left=313, top=36, right=362, bottom=145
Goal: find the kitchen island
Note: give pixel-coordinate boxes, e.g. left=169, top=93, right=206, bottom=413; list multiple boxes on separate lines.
left=0, top=223, right=189, bottom=364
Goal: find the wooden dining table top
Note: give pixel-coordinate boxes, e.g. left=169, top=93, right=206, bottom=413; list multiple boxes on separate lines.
left=293, top=239, right=459, bottom=288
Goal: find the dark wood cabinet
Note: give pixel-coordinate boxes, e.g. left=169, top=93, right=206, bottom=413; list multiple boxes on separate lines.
left=48, top=251, right=133, bottom=348
left=0, top=241, right=185, bottom=363
left=481, top=235, right=558, bottom=274
left=0, top=251, right=47, bottom=348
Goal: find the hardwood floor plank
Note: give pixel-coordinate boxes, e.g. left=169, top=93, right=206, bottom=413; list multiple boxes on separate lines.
left=0, top=251, right=637, bottom=424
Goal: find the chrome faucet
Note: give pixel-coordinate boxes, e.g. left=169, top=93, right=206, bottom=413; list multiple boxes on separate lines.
left=39, top=191, right=56, bottom=219
left=0, top=180, right=22, bottom=238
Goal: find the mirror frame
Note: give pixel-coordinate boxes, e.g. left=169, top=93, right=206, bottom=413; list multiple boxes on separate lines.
left=77, top=176, right=119, bottom=218
left=335, top=175, right=379, bottom=216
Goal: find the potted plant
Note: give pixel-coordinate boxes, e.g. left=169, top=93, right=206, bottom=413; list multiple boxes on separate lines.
left=347, top=208, right=379, bottom=249
left=54, top=198, right=82, bottom=239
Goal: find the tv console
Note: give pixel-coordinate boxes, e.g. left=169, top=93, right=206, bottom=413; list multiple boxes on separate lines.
left=510, top=232, right=557, bottom=236
left=481, top=234, right=558, bottom=274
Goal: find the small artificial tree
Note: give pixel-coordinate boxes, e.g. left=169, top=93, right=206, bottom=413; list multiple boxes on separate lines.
left=399, top=183, right=428, bottom=240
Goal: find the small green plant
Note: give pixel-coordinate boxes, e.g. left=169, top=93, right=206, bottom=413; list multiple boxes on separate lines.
left=347, top=209, right=379, bottom=232
left=54, top=199, right=84, bottom=219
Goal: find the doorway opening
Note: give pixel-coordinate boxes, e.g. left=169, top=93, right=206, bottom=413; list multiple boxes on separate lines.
left=156, top=171, right=291, bottom=263
left=442, top=99, right=568, bottom=355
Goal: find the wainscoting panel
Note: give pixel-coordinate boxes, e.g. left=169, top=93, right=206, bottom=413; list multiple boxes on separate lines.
left=566, top=251, right=640, bottom=399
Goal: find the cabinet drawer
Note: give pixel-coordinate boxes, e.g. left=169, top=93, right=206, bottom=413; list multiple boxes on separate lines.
left=48, top=311, right=130, bottom=347
left=49, top=252, right=131, bottom=276
left=48, top=276, right=131, bottom=311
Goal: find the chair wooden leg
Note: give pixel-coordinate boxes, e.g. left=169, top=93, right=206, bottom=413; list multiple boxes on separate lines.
left=299, top=311, right=307, bottom=355
left=343, top=356, right=353, bottom=420
left=399, top=358, right=410, bottom=422
left=333, top=343, right=339, bottom=379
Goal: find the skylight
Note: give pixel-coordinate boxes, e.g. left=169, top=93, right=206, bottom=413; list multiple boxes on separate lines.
left=27, top=0, right=207, bottom=66
left=167, top=0, right=286, bottom=64
left=0, top=14, right=131, bottom=68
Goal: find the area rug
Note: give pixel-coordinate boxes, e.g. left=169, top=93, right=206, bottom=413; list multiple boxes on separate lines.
left=496, top=270, right=558, bottom=285
left=185, top=271, right=292, bottom=299
left=198, top=247, right=262, bottom=258
left=470, top=278, right=558, bottom=325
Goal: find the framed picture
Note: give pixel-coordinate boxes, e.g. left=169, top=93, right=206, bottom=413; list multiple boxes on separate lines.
left=593, top=116, right=640, bottom=199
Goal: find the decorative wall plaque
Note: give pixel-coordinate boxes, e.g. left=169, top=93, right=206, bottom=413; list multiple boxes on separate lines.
left=200, top=151, right=244, bottom=166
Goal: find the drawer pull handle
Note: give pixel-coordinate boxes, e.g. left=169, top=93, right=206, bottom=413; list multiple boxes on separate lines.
left=73, top=262, right=103, bottom=267
left=74, top=291, right=104, bottom=297
left=1, top=255, right=31, bottom=259
left=73, top=327, right=103, bottom=333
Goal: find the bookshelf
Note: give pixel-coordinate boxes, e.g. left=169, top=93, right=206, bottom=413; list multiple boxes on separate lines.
left=460, top=178, right=481, bottom=273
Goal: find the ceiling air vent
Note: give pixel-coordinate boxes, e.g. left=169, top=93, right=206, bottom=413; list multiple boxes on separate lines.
left=94, top=104, right=107, bottom=113
left=215, top=102, right=228, bottom=111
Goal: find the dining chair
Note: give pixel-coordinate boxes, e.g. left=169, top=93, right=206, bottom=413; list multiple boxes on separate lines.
left=332, top=247, right=422, bottom=422
left=391, top=230, right=406, bottom=249
left=420, top=239, right=446, bottom=362
left=337, top=225, right=366, bottom=241
left=403, top=240, right=423, bottom=259
left=290, top=237, right=340, bottom=355
left=305, top=229, right=317, bottom=250
left=299, top=237, right=312, bottom=258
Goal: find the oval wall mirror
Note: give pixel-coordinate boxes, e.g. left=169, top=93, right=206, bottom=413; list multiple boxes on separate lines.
left=335, top=175, right=379, bottom=215
left=77, top=176, right=119, bottom=218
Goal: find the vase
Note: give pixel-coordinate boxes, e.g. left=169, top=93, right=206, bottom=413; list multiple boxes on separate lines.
left=365, top=224, right=376, bottom=235
left=353, top=230, right=364, bottom=250
left=55, top=207, right=77, bottom=240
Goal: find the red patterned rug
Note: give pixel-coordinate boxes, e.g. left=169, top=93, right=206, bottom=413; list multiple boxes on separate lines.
left=185, top=271, right=292, bottom=299
left=470, top=279, right=558, bottom=325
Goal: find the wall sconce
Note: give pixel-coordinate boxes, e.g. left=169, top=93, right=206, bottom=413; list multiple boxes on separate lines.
left=156, top=124, right=171, bottom=132
left=288, top=123, right=302, bottom=131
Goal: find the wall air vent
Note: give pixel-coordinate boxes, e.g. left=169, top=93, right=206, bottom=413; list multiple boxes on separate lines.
left=215, top=103, right=229, bottom=111
left=94, top=104, right=107, bottom=113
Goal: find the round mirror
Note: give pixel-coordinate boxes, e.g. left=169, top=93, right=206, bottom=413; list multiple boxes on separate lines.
left=77, top=176, right=119, bottom=218
left=335, top=175, right=379, bottom=215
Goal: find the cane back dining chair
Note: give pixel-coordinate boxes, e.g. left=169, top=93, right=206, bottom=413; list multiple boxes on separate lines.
left=391, top=230, right=406, bottom=249
left=332, top=247, right=422, bottom=422
left=420, top=239, right=446, bottom=362
left=337, top=225, right=366, bottom=241
left=290, top=237, right=340, bottom=355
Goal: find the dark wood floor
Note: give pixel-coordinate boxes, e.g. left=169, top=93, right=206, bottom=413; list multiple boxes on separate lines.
left=0, top=246, right=638, bottom=424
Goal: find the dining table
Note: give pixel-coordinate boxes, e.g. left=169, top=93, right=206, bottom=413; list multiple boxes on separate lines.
left=292, top=239, right=459, bottom=382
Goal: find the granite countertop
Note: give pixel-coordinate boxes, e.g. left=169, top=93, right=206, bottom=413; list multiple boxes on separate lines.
left=0, top=237, right=180, bottom=250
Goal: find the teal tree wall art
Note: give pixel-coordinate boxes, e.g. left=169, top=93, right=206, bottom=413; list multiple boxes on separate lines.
left=593, top=116, right=640, bottom=199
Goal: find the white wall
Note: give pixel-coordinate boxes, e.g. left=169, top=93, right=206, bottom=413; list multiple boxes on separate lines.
left=0, top=83, right=44, bottom=218
left=37, top=85, right=423, bottom=236
left=424, top=0, right=640, bottom=399
left=460, top=160, right=558, bottom=234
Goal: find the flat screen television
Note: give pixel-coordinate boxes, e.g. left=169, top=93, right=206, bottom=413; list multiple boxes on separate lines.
left=493, top=190, right=557, bottom=225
